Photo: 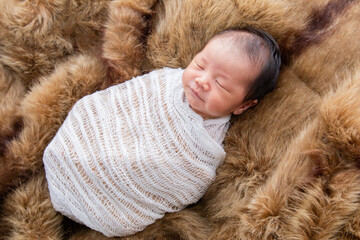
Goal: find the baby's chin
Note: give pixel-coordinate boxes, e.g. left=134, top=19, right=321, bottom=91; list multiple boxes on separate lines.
left=188, top=103, right=215, bottom=119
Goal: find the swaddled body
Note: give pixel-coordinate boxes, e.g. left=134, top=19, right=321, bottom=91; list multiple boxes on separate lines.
left=43, top=68, right=230, bottom=237
left=43, top=27, right=281, bottom=237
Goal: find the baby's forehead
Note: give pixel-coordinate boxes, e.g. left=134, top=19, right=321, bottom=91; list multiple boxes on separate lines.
left=212, top=31, right=268, bottom=55
left=209, top=31, right=252, bottom=47
left=201, top=36, right=245, bottom=60
left=203, top=35, right=251, bottom=64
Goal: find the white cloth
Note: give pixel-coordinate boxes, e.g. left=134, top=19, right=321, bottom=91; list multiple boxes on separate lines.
left=43, top=68, right=230, bottom=237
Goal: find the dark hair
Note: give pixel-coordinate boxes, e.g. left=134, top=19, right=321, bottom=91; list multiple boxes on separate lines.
left=213, top=26, right=281, bottom=102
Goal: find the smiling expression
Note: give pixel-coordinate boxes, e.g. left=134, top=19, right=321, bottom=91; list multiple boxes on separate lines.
left=182, top=36, right=260, bottom=119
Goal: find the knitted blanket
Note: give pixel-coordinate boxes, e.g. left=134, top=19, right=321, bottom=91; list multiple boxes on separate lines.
left=42, top=68, right=230, bottom=237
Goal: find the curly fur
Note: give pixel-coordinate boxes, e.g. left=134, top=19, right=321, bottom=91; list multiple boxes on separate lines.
left=0, top=65, right=24, bottom=158
left=100, top=0, right=157, bottom=89
left=0, top=54, right=106, bottom=197
left=1, top=0, right=360, bottom=239
left=0, top=170, right=63, bottom=239
left=0, top=0, right=108, bottom=86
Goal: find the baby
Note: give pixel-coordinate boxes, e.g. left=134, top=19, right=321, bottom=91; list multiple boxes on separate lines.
left=43, top=26, right=281, bottom=237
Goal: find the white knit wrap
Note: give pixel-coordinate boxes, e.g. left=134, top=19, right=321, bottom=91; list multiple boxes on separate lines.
left=43, top=68, right=230, bottom=237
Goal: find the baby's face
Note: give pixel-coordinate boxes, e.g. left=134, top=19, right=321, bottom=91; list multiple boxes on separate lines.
left=182, top=37, right=259, bottom=119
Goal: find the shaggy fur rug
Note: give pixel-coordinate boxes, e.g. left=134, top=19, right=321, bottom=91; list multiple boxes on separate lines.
left=1, top=0, right=360, bottom=239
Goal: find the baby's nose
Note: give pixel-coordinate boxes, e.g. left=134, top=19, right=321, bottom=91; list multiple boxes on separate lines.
left=195, top=77, right=210, bottom=91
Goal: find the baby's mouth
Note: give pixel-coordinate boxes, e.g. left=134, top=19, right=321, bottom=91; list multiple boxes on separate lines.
left=191, top=88, right=204, bottom=101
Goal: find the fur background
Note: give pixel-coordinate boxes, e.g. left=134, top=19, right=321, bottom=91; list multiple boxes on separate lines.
left=1, top=0, right=360, bottom=239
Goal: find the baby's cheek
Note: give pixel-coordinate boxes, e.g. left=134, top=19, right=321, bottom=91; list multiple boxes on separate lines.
left=207, top=98, right=225, bottom=114
left=182, top=68, right=194, bottom=85
left=214, top=93, right=235, bottom=114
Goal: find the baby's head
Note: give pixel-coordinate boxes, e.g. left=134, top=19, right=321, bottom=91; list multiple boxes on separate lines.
left=182, top=26, right=281, bottom=119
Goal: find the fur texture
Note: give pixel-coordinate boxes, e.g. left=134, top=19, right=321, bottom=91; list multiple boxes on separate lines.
left=1, top=0, right=360, bottom=239
left=0, top=170, right=63, bottom=239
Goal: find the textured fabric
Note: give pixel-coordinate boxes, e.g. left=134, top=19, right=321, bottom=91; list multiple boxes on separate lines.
left=43, top=68, right=230, bottom=237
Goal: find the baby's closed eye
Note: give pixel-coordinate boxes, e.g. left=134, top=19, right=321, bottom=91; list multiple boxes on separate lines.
left=194, top=61, right=204, bottom=70
left=216, top=80, right=229, bottom=92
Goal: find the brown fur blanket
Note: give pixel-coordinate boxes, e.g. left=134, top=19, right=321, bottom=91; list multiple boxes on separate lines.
left=1, top=0, right=360, bottom=239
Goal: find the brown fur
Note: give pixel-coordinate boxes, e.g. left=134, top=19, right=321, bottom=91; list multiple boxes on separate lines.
left=0, top=170, right=63, bottom=240
left=0, top=65, right=24, bottom=157
left=0, top=0, right=108, bottom=87
left=1, top=0, right=360, bottom=239
left=99, top=0, right=157, bottom=89
left=290, top=0, right=360, bottom=95
left=0, top=54, right=106, bottom=196
left=145, top=0, right=306, bottom=71
left=283, top=0, right=358, bottom=64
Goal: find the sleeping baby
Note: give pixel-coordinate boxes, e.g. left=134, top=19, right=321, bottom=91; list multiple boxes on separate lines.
left=43, top=26, right=281, bottom=237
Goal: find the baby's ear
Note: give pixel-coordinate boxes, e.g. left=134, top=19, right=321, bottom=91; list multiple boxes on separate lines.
left=232, top=99, right=258, bottom=115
